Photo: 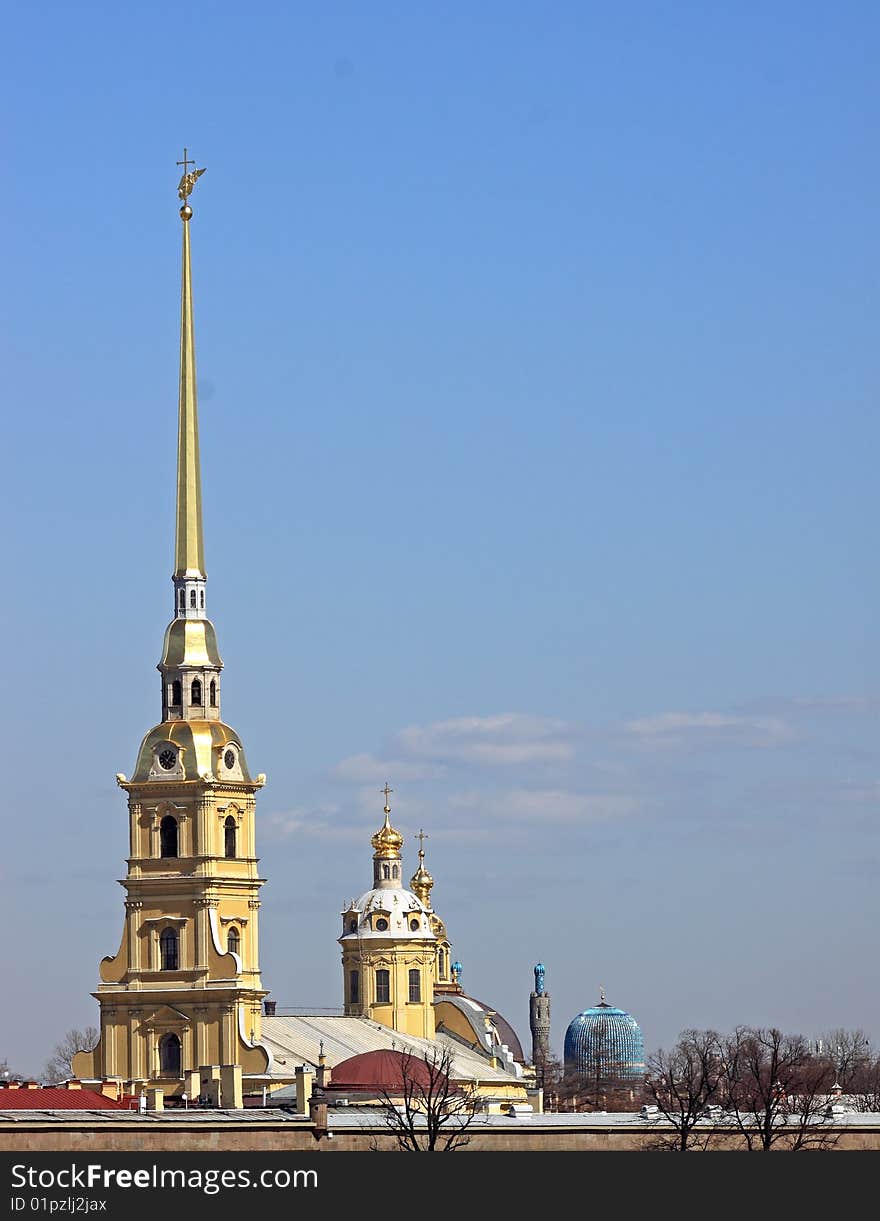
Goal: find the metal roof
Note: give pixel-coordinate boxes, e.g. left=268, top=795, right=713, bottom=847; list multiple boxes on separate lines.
left=262, top=1014, right=519, bottom=1084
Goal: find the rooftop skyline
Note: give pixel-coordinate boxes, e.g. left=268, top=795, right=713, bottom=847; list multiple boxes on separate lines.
left=2, top=3, right=879, bottom=1073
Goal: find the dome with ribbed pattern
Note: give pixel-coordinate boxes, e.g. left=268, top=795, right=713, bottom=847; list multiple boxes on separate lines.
left=564, top=998, right=645, bottom=1082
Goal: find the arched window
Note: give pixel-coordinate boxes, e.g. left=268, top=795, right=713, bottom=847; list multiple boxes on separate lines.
left=392, top=864, right=399, bottom=879
left=178, top=590, right=185, bottom=610
left=438, top=948, right=446, bottom=979
left=191, top=678, right=202, bottom=706
left=350, top=970, right=359, bottom=1004
left=228, top=927, right=240, bottom=957
left=209, top=679, right=217, bottom=707
left=160, top=815, right=178, bottom=859
left=375, top=969, right=390, bottom=1004
left=159, top=1033, right=181, bottom=1076
left=160, top=927, right=179, bottom=971
left=200, top=590, right=205, bottom=609
left=224, top=816, right=237, bottom=859
left=347, top=918, right=357, bottom=934
left=408, top=969, right=421, bottom=1003
left=171, top=680, right=182, bottom=707
left=382, top=864, right=390, bottom=880
left=189, top=589, right=197, bottom=608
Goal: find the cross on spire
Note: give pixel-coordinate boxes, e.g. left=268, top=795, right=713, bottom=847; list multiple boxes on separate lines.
left=416, top=828, right=429, bottom=856
left=177, top=147, right=194, bottom=177
left=381, top=782, right=393, bottom=812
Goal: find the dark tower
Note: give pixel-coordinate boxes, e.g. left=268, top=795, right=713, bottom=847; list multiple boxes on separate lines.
left=529, top=962, right=551, bottom=1073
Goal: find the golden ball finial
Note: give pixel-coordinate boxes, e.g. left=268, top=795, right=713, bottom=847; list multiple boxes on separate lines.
left=180, top=204, right=193, bottom=221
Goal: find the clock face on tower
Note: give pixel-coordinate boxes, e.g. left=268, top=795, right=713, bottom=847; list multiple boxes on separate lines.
left=158, top=748, right=177, bottom=771
left=224, top=749, right=235, bottom=770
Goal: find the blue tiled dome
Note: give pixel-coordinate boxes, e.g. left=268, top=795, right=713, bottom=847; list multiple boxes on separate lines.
left=564, top=1000, right=645, bottom=1082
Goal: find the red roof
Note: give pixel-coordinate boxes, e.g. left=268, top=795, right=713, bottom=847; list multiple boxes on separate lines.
left=329, top=1050, right=448, bottom=1093
left=0, top=1087, right=131, bottom=1110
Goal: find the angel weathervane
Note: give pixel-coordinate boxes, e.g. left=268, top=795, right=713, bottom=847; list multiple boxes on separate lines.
left=176, top=147, right=206, bottom=203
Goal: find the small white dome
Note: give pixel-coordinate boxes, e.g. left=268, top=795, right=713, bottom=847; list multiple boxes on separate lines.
left=340, top=888, right=435, bottom=941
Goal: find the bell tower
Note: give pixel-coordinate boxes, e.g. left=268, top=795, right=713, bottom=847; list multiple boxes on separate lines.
left=73, top=156, right=272, bottom=1102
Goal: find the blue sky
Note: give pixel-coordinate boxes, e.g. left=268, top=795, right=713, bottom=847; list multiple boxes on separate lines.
left=2, top=2, right=879, bottom=1072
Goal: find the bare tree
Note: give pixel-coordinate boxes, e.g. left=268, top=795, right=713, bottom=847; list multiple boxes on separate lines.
left=847, top=1057, right=880, bottom=1113
left=43, top=1027, right=99, bottom=1084
left=374, top=1045, right=479, bottom=1151
left=720, top=1026, right=838, bottom=1151
left=644, top=1029, right=723, bottom=1151
left=814, top=1028, right=873, bottom=1089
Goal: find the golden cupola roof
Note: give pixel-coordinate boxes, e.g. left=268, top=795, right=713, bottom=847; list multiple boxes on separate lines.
left=409, top=828, right=434, bottom=906
left=371, top=807, right=404, bottom=860
left=410, top=849, right=434, bottom=908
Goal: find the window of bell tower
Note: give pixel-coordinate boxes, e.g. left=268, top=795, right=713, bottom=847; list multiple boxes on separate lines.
left=228, top=927, right=240, bottom=957
left=160, top=927, right=179, bottom=971
left=209, top=679, right=217, bottom=707
left=190, top=589, right=197, bottom=608
left=191, top=678, right=202, bottom=706
left=160, top=815, right=178, bottom=858
left=224, top=816, right=237, bottom=859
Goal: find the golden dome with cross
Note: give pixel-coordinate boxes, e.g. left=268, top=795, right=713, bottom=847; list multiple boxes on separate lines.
left=371, top=784, right=405, bottom=859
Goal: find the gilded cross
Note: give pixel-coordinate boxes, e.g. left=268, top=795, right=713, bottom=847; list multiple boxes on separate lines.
left=416, top=828, right=429, bottom=854
left=382, top=783, right=393, bottom=809
left=177, top=147, right=195, bottom=177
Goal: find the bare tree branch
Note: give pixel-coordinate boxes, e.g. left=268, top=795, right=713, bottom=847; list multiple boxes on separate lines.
left=42, top=1027, right=99, bottom=1084
left=644, top=1029, right=723, bottom=1151
left=720, top=1026, right=838, bottom=1151
left=373, top=1046, right=479, bottom=1151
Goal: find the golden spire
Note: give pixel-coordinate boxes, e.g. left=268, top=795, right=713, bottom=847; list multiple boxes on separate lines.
left=371, top=783, right=404, bottom=859
left=174, top=148, right=207, bottom=580
left=410, top=827, right=434, bottom=908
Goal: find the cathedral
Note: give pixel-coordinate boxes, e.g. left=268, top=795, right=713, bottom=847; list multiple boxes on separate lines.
left=72, top=163, right=530, bottom=1112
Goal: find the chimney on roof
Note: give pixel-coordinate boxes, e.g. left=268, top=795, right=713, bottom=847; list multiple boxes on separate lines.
left=264, top=1000, right=276, bottom=1017
left=65, top=1080, right=82, bottom=1091
left=24, top=1082, right=40, bottom=1090
left=6, top=1082, right=20, bottom=1090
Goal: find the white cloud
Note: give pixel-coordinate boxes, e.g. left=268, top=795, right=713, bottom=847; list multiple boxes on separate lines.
left=262, top=805, right=341, bottom=838
left=788, top=695, right=880, bottom=714
left=394, top=713, right=577, bottom=766
left=327, top=753, right=446, bottom=784
left=622, top=711, right=796, bottom=748
left=449, top=787, right=640, bottom=824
